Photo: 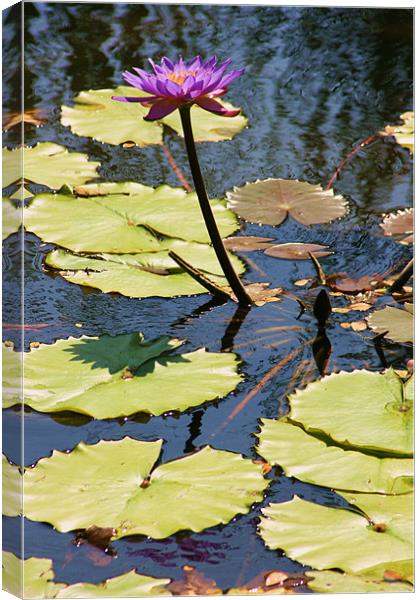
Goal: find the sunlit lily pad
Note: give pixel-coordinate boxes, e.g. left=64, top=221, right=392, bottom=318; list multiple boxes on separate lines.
left=2, top=143, right=100, bottom=189
left=288, top=369, right=413, bottom=455
left=2, top=551, right=66, bottom=599
left=3, top=332, right=241, bottom=418
left=25, top=182, right=239, bottom=252
left=226, top=179, right=347, bottom=226
left=61, top=87, right=246, bottom=145
left=259, top=492, right=413, bottom=575
left=381, top=111, right=414, bottom=154
left=264, top=243, right=333, bottom=260
left=45, top=241, right=245, bottom=299
left=24, top=438, right=268, bottom=539
left=306, top=570, right=413, bottom=593
left=2, top=197, right=21, bottom=240
left=256, top=419, right=413, bottom=493
left=368, top=304, right=413, bottom=344
left=380, top=208, right=413, bottom=245
left=57, top=570, right=170, bottom=598
left=2, top=455, right=22, bottom=517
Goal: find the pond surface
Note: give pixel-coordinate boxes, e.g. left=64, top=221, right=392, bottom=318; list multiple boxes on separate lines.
left=3, top=2, right=413, bottom=591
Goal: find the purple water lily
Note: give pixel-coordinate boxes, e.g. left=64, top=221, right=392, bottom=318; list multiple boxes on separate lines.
left=112, top=55, right=245, bottom=121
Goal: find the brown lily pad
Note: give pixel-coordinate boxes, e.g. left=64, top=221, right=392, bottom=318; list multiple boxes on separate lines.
left=223, top=236, right=274, bottom=251
left=167, top=566, right=221, bottom=596
left=380, top=208, right=413, bottom=245
left=328, top=273, right=383, bottom=294
left=228, top=570, right=307, bottom=595
left=226, top=179, right=347, bottom=226
left=264, top=243, right=333, bottom=260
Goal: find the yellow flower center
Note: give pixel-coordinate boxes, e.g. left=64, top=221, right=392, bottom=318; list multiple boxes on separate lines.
left=167, top=70, right=197, bottom=85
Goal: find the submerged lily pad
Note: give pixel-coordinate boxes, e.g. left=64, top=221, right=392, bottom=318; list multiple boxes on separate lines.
left=2, top=551, right=66, bottom=599
left=256, top=419, right=413, bottom=494
left=380, top=208, right=413, bottom=245
left=2, top=456, right=22, bottom=517
left=2, top=143, right=100, bottom=189
left=2, top=197, right=21, bottom=240
left=226, top=179, right=347, bottom=226
left=288, top=369, right=413, bottom=455
left=45, top=240, right=245, bottom=299
left=264, top=243, right=333, bottom=260
left=306, top=570, right=412, bottom=593
left=3, top=332, right=241, bottom=418
left=368, top=304, right=413, bottom=344
left=61, top=87, right=246, bottom=145
left=259, top=492, right=413, bottom=575
left=25, top=182, right=239, bottom=252
left=24, top=438, right=268, bottom=539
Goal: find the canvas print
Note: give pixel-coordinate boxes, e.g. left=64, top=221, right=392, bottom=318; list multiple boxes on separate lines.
left=2, top=2, right=414, bottom=597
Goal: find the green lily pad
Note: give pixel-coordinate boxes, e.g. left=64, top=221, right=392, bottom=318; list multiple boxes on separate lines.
left=24, top=438, right=268, bottom=539
left=61, top=87, right=246, bottom=145
left=2, top=143, right=100, bottom=189
left=2, top=551, right=66, bottom=599
left=2, top=197, right=21, bottom=240
left=227, top=179, right=347, bottom=226
left=25, top=182, right=239, bottom=252
left=3, top=332, right=241, bottom=418
left=163, top=101, right=248, bottom=142
left=288, top=369, right=413, bottom=455
left=44, top=239, right=245, bottom=299
left=368, top=304, right=413, bottom=344
left=256, top=419, right=413, bottom=493
left=57, top=570, right=170, bottom=598
left=2, top=455, right=22, bottom=516
left=259, top=492, right=413, bottom=575
left=306, top=570, right=413, bottom=593
left=358, top=559, right=414, bottom=584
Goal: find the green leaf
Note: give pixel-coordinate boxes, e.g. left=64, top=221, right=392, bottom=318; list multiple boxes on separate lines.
left=368, top=305, right=413, bottom=344
left=24, top=439, right=268, bottom=539
left=3, top=333, right=242, bottom=418
left=2, top=551, right=66, bottom=599
left=25, top=182, right=239, bottom=252
left=162, top=101, right=248, bottom=142
left=259, top=492, right=413, bottom=575
left=2, top=143, right=100, bottom=189
left=306, top=570, right=413, bottom=593
left=358, top=559, right=414, bottom=584
left=227, top=179, right=347, bottom=226
left=44, top=239, right=245, bottom=299
left=256, top=419, right=413, bottom=493
left=61, top=87, right=247, bottom=145
left=56, top=570, right=170, bottom=598
left=2, top=455, right=22, bottom=517
left=288, top=369, right=413, bottom=455
left=2, top=197, right=21, bottom=240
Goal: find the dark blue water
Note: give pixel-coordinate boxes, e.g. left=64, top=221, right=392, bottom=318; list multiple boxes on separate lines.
left=3, top=3, right=413, bottom=591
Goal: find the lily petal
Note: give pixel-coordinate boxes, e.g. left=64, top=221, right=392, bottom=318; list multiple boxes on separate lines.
left=144, top=98, right=182, bottom=121
left=196, top=96, right=241, bottom=117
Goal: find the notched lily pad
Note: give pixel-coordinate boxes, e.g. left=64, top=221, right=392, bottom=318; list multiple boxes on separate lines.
left=256, top=419, right=413, bottom=494
left=368, top=304, right=413, bottom=344
left=306, top=570, right=413, bottom=593
left=3, top=332, right=242, bottom=418
left=24, top=438, right=269, bottom=539
left=287, top=369, right=413, bottom=455
left=227, top=179, right=347, bottom=226
left=2, top=455, right=22, bottom=517
left=2, top=143, right=100, bottom=189
left=380, top=208, right=413, bottom=245
left=264, top=243, right=333, bottom=260
left=2, top=197, right=21, bottom=240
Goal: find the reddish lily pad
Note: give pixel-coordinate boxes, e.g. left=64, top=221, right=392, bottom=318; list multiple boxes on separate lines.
left=328, top=272, right=383, bottom=294
left=264, top=243, right=332, bottom=260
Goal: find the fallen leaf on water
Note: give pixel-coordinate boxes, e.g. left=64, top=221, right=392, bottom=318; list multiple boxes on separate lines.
left=3, top=108, right=49, bottom=130
left=225, top=282, right=283, bottom=306
left=264, top=243, right=333, bottom=260
left=294, top=278, right=312, bottom=287
left=223, top=236, right=275, bottom=251
left=340, top=321, right=367, bottom=332
left=333, top=302, right=372, bottom=313
left=167, top=566, right=221, bottom=596
left=328, top=273, right=383, bottom=294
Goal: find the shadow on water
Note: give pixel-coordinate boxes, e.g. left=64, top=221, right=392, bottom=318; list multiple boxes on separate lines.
left=2, top=2, right=413, bottom=591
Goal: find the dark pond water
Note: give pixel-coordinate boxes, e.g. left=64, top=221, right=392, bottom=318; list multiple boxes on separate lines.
left=3, top=2, right=413, bottom=591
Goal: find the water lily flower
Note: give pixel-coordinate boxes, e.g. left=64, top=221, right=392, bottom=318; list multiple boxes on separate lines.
left=112, top=55, right=245, bottom=121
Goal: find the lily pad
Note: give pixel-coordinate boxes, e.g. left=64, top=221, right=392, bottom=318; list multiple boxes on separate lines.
left=259, top=492, right=413, bottom=575
left=380, top=208, right=413, bottom=244
left=2, top=143, right=100, bottom=189
left=2, top=197, right=21, bottom=240
left=256, top=419, right=413, bottom=494
left=368, top=304, right=413, bottom=344
left=2, top=455, right=22, bottom=516
left=45, top=241, right=245, bottom=299
left=2, top=551, right=66, bottom=599
left=57, top=570, right=170, bottom=598
left=264, top=243, right=333, bottom=260
left=61, top=87, right=246, bottom=145
left=306, top=570, right=413, bottom=593
left=3, top=332, right=241, bottom=418
left=25, top=182, right=239, bottom=252
left=223, top=236, right=275, bottom=251
left=381, top=111, right=414, bottom=153
left=24, top=438, right=268, bottom=539
left=288, top=369, right=413, bottom=455
left=226, top=179, right=347, bottom=226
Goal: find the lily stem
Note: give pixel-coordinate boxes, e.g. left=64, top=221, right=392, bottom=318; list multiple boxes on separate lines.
left=179, top=105, right=252, bottom=305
